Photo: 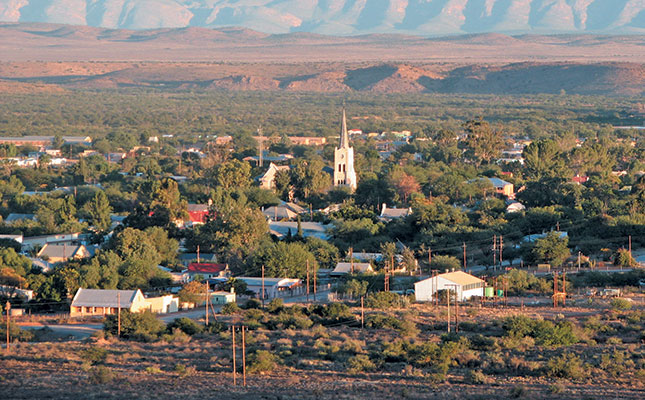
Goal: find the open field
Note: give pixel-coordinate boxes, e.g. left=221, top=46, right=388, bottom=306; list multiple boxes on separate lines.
left=2, top=298, right=644, bottom=400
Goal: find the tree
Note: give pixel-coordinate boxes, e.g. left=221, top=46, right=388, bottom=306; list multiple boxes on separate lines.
left=178, top=281, right=204, bottom=304
left=193, top=197, right=268, bottom=264
left=390, top=171, right=420, bottom=203
left=523, top=139, right=566, bottom=180
left=463, top=119, right=502, bottom=165
left=84, top=190, right=112, bottom=231
left=290, top=158, right=330, bottom=200
left=429, top=255, right=461, bottom=272
left=103, top=310, right=164, bottom=340
left=247, top=241, right=317, bottom=279
left=209, top=159, right=251, bottom=190
left=530, top=232, right=570, bottom=267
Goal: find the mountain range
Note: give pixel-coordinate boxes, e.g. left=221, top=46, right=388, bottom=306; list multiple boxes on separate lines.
left=1, top=0, right=644, bottom=35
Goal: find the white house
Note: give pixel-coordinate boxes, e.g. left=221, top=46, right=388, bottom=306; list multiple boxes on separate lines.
left=414, top=271, right=485, bottom=302
left=70, top=288, right=179, bottom=317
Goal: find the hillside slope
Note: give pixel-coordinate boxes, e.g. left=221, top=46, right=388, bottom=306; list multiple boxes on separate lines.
left=1, top=61, right=642, bottom=96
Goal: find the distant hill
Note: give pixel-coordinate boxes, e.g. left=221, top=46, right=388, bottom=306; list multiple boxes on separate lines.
left=0, top=23, right=644, bottom=64
left=1, top=0, right=644, bottom=35
left=1, top=61, right=643, bottom=96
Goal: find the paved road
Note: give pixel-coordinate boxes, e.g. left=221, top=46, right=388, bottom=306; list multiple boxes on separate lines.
left=21, top=323, right=103, bottom=340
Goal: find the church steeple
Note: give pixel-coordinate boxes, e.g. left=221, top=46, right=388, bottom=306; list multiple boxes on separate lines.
left=333, top=107, right=357, bottom=191
left=340, top=107, right=349, bottom=148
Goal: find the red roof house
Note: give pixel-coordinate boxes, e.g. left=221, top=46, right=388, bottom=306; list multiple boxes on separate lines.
left=186, top=263, right=229, bottom=280
left=186, top=204, right=210, bottom=226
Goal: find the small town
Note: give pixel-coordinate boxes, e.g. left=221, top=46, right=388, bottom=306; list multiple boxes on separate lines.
left=1, top=2, right=644, bottom=399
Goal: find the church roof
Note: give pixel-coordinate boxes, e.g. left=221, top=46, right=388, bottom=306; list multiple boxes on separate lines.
left=339, top=108, right=350, bottom=148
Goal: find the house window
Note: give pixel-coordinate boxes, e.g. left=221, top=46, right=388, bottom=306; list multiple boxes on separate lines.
left=338, top=164, right=342, bottom=172
left=343, top=164, right=346, bottom=172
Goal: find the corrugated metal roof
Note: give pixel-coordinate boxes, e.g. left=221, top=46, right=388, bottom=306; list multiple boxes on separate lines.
left=333, top=262, right=373, bottom=274
left=439, top=271, right=484, bottom=286
left=71, top=288, right=139, bottom=308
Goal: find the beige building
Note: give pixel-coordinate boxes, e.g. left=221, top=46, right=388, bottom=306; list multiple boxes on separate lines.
left=37, top=244, right=91, bottom=263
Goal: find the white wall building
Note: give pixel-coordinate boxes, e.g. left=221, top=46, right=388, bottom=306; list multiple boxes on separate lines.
left=414, top=271, right=485, bottom=302
left=333, top=108, right=357, bottom=191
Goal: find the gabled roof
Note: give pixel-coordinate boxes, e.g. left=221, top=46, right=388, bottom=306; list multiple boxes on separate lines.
left=380, top=204, right=411, bottom=219
left=187, top=263, right=228, bottom=274
left=332, top=262, right=373, bottom=274
left=439, top=271, right=484, bottom=286
left=71, top=288, right=140, bottom=308
left=264, top=206, right=298, bottom=220
left=37, top=244, right=87, bottom=260
left=187, top=204, right=209, bottom=213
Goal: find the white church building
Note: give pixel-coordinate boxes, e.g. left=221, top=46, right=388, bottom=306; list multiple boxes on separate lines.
left=334, top=108, right=357, bottom=191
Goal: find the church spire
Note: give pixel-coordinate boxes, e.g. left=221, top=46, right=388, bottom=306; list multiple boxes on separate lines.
left=339, top=107, right=349, bottom=148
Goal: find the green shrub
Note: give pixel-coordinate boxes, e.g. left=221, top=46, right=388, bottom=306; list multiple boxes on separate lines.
left=88, top=366, right=116, bottom=384
left=0, top=322, right=35, bottom=342
left=466, top=369, right=490, bottom=384
left=221, top=302, right=241, bottom=315
left=346, top=354, right=376, bottom=374
left=366, top=314, right=418, bottom=337
left=469, top=334, right=496, bottom=351
left=247, top=350, right=278, bottom=374
left=365, top=292, right=409, bottom=309
left=315, top=302, right=355, bottom=324
left=269, top=311, right=313, bottom=330
left=502, top=315, right=577, bottom=347
left=103, top=310, right=165, bottom=341
left=145, top=366, right=163, bottom=374
left=509, top=385, right=526, bottom=399
left=80, top=346, right=108, bottom=365
left=205, top=320, right=228, bottom=334
left=610, top=298, right=632, bottom=311
left=243, top=298, right=262, bottom=309
left=546, top=353, right=587, bottom=380
left=266, top=298, right=284, bottom=314
left=166, top=317, right=203, bottom=335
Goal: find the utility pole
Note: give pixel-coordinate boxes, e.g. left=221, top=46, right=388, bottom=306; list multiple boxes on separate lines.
left=428, top=248, right=432, bottom=272
left=205, top=281, right=209, bottom=326
left=447, top=284, right=458, bottom=332
left=350, top=247, right=354, bottom=274
left=446, top=287, right=451, bottom=333
left=578, top=251, right=581, bottom=273
left=462, top=242, right=467, bottom=270
left=493, top=235, right=497, bottom=268
left=5, top=301, right=10, bottom=353
left=117, top=293, right=121, bottom=338
left=499, top=235, right=504, bottom=268
left=197, top=245, right=200, bottom=263
left=360, top=296, right=364, bottom=329
left=306, top=260, right=310, bottom=303
left=242, top=326, right=247, bottom=387
left=261, top=265, right=265, bottom=307
left=313, top=263, right=317, bottom=302
left=556, top=221, right=560, bottom=231
left=629, top=235, right=632, bottom=257
left=232, top=326, right=237, bottom=386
